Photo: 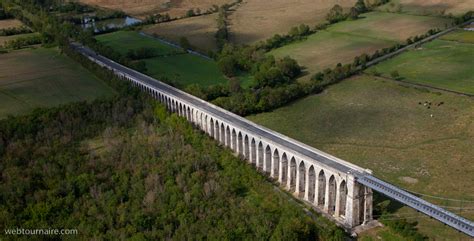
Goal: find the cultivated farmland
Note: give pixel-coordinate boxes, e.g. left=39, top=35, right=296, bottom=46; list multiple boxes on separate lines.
left=269, top=12, right=452, bottom=80
left=248, top=75, right=474, bottom=240
left=369, top=30, right=474, bottom=95
left=0, top=48, right=115, bottom=118
left=96, top=31, right=228, bottom=87
left=79, top=0, right=233, bottom=18
left=144, top=13, right=219, bottom=52
left=377, top=0, right=474, bottom=16
left=0, top=19, right=24, bottom=29
left=228, top=0, right=356, bottom=45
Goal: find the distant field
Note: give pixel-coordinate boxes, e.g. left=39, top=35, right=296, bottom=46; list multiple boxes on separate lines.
left=368, top=38, right=474, bottom=95
left=96, top=31, right=228, bottom=87
left=228, top=0, right=356, bottom=45
left=269, top=12, right=452, bottom=80
left=248, top=75, right=474, bottom=239
left=79, top=0, right=233, bottom=18
left=144, top=54, right=228, bottom=87
left=144, top=13, right=218, bottom=52
left=0, top=48, right=115, bottom=118
left=0, top=19, right=24, bottom=29
left=0, top=33, right=39, bottom=47
left=270, top=30, right=393, bottom=78
left=377, top=0, right=474, bottom=16
left=95, top=31, right=178, bottom=55
left=328, top=12, right=453, bottom=42
left=440, top=29, right=474, bottom=43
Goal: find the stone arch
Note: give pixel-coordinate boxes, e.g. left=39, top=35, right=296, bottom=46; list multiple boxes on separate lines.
left=238, top=132, right=243, bottom=156
left=200, top=113, right=204, bottom=129
left=339, top=180, right=347, bottom=217
left=308, top=166, right=316, bottom=203
left=328, top=175, right=337, bottom=215
left=298, top=161, right=306, bottom=196
left=209, top=118, right=215, bottom=137
left=289, top=157, right=297, bottom=192
left=281, top=153, right=288, bottom=184
left=257, top=142, right=264, bottom=170
left=220, top=123, right=225, bottom=144
left=214, top=120, right=220, bottom=141
left=264, top=145, right=271, bottom=173
left=187, top=107, right=191, bottom=121
left=244, top=135, right=249, bottom=159
left=250, top=138, right=256, bottom=164
left=226, top=126, right=231, bottom=147
left=318, top=170, right=326, bottom=206
left=204, top=115, right=208, bottom=133
left=231, top=129, right=237, bottom=151
left=272, top=149, right=279, bottom=179
left=179, top=103, right=183, bottom=116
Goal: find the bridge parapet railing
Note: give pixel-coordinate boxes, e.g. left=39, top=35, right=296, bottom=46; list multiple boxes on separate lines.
left=357, top=175, right=474, bottom=237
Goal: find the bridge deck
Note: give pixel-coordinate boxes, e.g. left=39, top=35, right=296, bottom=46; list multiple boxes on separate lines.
left=72, top=43, right=474, bottom=237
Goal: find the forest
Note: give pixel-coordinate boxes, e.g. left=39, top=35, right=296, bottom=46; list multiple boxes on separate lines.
left=0, top=53, right=345, bottom=240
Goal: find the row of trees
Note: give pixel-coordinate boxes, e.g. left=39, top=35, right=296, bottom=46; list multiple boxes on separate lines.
left=215, top=5, right=230, bottom=50
left=0, top=26, right=32, bottom=36
left=53, top=2, right=95, bottom=14
left=3, top=34, right=42, bottom=49
left=326, top=0, right=390, bottom=23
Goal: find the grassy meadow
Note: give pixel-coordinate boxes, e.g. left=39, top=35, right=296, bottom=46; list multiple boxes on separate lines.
left=269, top=12, right=452, bottom=80
left=228, top=0, right=356, bottom=45
left=440, top=29, right=474, bottom=44
left=143, top=13, right=219, bottom=52
left=143, top=54, right=228, bottom=87
left=247, top=75, right=474, bottom=239
left=377, top=0, right=474, bottom=16
left=96, top=31, right=229, bottom=87
left=368, top=31, right=474, bottom=95
left=0, top=48, right=115, bottom=118
left=95, top=31, right=178, bottom=55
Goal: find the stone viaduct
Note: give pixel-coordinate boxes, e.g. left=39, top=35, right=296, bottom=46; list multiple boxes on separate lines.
left=73, top=43, right=474, bottom=237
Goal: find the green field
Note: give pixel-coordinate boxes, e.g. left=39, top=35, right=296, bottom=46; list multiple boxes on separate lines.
left=0, top=48, right=115, bottom=118
left=368, top=37, right=474, bottom=95
left=96, top=31, right=229, bottom=87
left=144, top=54, right=229, bottom=87
left=248, top=75, right=474, bottom=239
left=440, top=29, right=474, bottom=44
left=269, top=12, right=452, bottom=80
left=95, top=31, right=178, bottom=55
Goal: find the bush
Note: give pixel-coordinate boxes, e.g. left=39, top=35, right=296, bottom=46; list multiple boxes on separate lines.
left=390, top=70, right=400, bottom=79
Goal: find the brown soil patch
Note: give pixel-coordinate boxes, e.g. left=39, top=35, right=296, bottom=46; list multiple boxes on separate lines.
left=144, top=13, right=218, bottom=51
left=79, top=0, right=233, bottom=18
left=228, top=0, right=356, bottom=45
left=0, top=19, right=24, bottom=29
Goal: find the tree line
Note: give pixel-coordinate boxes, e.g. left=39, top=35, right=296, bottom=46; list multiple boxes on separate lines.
left=0, top=26, right=32, bottom=36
